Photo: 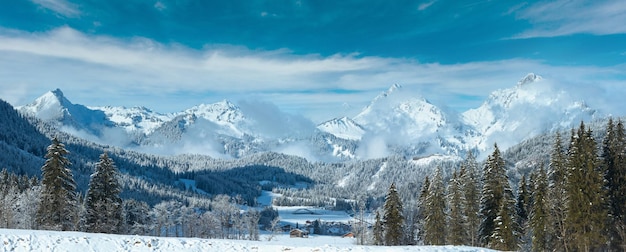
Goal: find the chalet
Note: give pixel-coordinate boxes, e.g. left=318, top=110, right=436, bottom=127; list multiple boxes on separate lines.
left=342, top=232, right=355, bottom=238
left=289, top=229, right=309, bottom=238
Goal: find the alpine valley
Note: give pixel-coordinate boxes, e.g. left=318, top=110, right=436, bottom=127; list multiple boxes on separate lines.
left=0, top=73, right=616, bottom=249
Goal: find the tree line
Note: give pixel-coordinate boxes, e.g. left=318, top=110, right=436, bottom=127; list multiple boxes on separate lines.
left=0, top=137, right=261, bottom=240
left=372, top=119, right=626, bottom=251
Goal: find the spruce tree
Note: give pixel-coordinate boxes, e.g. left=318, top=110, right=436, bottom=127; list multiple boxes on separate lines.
left=447, top=170, right=466, bottom=245
left=565, top=122, right=608, bottom=251
left=36, top=137, right=78, bottom=231
left=516, top=174, right=530, bottom=246
left=460, top=152, right=481, bottom=246
left=373, top=210, right=383, bottom=245
left=416, top=176, right=430, bottom=244
left=85, top=152, right=123, bottom=233
left=516, top=175, right=529, bottom=228
left=490, top=201, right=517, bottom=251
left=479, top=143, right=518, bottom=248
left=602, top=118, right=626, bottom=249
left=529, top=165, right=549, bottom=252
left=424, top=167, right=447, bottom=245
left=548, top=132, right=567, bottom=251
left=383, top=182, right=404, bottom=246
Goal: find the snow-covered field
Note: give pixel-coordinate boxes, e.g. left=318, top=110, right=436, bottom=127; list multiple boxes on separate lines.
left=0, top=229, right=495, bottom=252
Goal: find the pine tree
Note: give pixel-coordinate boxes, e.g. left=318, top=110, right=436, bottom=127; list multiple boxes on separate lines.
left=36, top=137, right=78, bottom=231
left=602, top=118, right=626, bottom=250
left=565, top=122, right=608, bottom=251
left=373, top=210, right=383, bottom=245
left=424, top=167, right=447, bottom=245
left=529, top=165, right=549, bottom=252
left=447, top=170, right=466, bottom=245
left=460, top=151, right=481, bottom=246
left=479, top=143, right=518, bottom=248
left=85, top=152, right=123, bottom=233
left=548, top=132, right=568, bottom=251
left=383, top=182, right=404, bottom=246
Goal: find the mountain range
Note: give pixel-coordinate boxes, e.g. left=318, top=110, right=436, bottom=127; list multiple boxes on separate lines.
left=18, top=73, right=599, bottom=160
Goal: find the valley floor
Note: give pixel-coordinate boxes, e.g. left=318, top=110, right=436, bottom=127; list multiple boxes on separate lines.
left=0, top=228, right=495, bottom=252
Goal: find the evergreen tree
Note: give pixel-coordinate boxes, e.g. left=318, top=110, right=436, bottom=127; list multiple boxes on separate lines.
left=122, top=199, right=151, bottom=235
left=447, top=170, right=466, bottom=245
left=548, top=132, right=568, bottom=251
left=529, top=165, right=549, bottom=252
left=602, top=118, right=626, bottom=249
left=479, top=143, right=518, bottom=248
left=85, top=152, right=123, bottom=233
left=516, top=175, right=529, bottom=227
left=424, top=167, right=447, bottom=245
left=460, top=152, right=481, bottom=246
left=373, top=210, right=383, bottom=246
left=565, top=122, right=608, bottom=251
left=490, top=201, right=517, bottom=251
left=516, top=174, right=530, bottom=246
left=383, top=182, right=404, bottom=246
left=36, top=137, right=78, bottom=231
left=416, top=176, right=430, bottom=244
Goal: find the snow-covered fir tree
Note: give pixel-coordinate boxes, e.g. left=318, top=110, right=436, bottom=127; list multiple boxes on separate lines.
left=383, top=182, right=404, bottom=246
left=447, top=170, right=466, bottom=245
left=460, top=152, right=481, bottom=247
left=416, top=176, right=430, bottom=244
left=602, top=118, right=626, bottom=250
left=372, top=210, right=383, bottom=245
left=529, top=165, right=549, bottom=252
left=84, top=152, right=123, bottom=233
left=565, top=122, right=608, bottom=251
left=478, top=143, right=518, bottom=249
left=36, top=137, right=78, bottom=231
left=423, top=167, right=447, bottom=245
left=548, top=132, right=568, bottom=251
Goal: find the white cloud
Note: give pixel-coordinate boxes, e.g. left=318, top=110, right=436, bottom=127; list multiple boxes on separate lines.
left=418, top=0, right=437, bottom=11
left=31, top=0, right=80, bottom=17
left=154, top=1, right=166, bottom=11
left=0, top=26, right=625, bottom=123
left=513, top=0, right=626, bottom=38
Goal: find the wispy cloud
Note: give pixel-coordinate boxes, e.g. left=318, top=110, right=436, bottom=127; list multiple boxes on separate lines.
left=418, top=0, right=437, bottom=11
left=0, top=26, right=624, bottom=122
left=513, top=0, right=626, bottom=38
left=31, top=0, right=80, bottom=18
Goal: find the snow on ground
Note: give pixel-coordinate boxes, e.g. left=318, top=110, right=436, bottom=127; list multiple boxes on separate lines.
left=0, top=229, right=495, bottom=252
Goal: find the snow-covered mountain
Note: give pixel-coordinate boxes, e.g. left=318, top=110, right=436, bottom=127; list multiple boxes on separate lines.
left=19, top=73, right=602, bottom=160
left=348, top=84, right=475, bottom=156
left=317, top=117, right=365, bottom=141
left=461, top=73, right=597, bottom=152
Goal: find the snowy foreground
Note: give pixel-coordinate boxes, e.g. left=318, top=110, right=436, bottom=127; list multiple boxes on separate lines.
left=0, top=229, right=496, bottom=252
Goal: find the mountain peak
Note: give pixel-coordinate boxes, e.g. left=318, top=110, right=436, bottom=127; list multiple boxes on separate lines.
left=50, top=88, right=64, bottom=98
left=517, top=73, right=542, bottom=86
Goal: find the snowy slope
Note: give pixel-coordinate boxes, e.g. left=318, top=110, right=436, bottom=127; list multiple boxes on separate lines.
left=317, top=117, right=365, bottom=141
left=461, top=73, right=598, bottom=152
left=350, top=84, right=474, bottom=156
left=18, top=89, right=113, bottom=135
left=94, top=106, right=172, bottom=135
left=0, top=229, right=495, bottom=252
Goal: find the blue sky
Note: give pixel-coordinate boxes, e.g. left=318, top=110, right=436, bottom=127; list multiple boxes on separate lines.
left=1, top=0, right=625, bottom=122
